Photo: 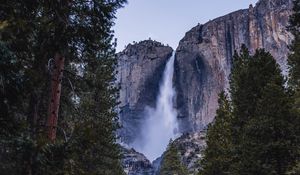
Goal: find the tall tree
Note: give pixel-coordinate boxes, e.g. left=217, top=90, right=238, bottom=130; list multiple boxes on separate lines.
left=0, top=41, right=27, bottom=175
left=201, top=46, right=300, bottom=174
left=230, top=48, right=299, bottom=174
left=199, top=92, right=233, bottom=175
left=288, top=0, right=300, bottom=90
left=288, top=0, right=300, bottom=117
left=0, top=0, right=126, bottom=174
left=287, top=0, right=300, bottom=172
left=240, top=56, right=297, bottom=174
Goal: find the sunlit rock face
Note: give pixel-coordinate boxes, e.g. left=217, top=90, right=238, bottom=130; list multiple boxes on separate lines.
left=116, top=40, right=173, bottom=144
left=121, top=147, right=155, bottom=175
left=175, top=0, right=293, bottom=132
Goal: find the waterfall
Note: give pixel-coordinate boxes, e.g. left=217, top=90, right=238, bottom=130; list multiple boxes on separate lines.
left=132, top=51, right=178, bottom=161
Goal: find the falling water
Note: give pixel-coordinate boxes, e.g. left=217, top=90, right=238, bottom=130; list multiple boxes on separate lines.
left=132, top=51, right=178, bottom=161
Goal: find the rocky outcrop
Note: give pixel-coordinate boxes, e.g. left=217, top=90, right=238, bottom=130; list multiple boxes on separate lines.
left=121, top=147, right=155, bottom=175
left=173, top=132, right=207, bottom=174
left=121, top=131, right=207, bottom=175
left=117, top=40, right=173, bottom=143
left=153, top=131, right=207, bottom=174
left=175, top=0, right=293, bottom=132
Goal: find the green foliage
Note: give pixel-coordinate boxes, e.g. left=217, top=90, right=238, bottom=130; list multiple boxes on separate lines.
left=160, top=141, right=189, bottom=175
left=0, top=41, right=29, bottom=175
left=200, top=46, right=300, bottom=175
left=288, top=0, right=300, bottom=90
left=287, top=162, right=300, bottom=175
left=199, top=92, right=233, bottom=175
left=231, top=48, right=299, bottom=174
left=0, top=0, right=126, bottom=174
left=288, top=2, right=300, bottom=174
left=289, top=0, right=300, bottom=139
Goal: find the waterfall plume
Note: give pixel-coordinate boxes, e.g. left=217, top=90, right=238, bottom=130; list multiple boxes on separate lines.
left=132, top=51, right=178, bottom=161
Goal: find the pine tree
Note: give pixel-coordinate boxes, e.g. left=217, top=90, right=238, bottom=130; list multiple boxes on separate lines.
left=0, top=0, right=126, bottom=174
left=0, top=41, right=27, bottom=174
left=287, top=1, right=300, bottom=173
left=288, top=0, right=300, bottom=118
left=241, top=67, right=297, bottom=174
left=229, top=48, right=299, bottom=174
left=200, top=46, right=300, bottom=174
left=160, top=141, right=189, bottom=175
left=229, top=45, right=251, bottom=146
left=288, top=0, right=300, bottom=90
left=199, top=92, right=233, bottom=175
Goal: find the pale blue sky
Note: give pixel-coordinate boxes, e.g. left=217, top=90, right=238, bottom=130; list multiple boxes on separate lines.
left=114, top=0, right=259, bottom=52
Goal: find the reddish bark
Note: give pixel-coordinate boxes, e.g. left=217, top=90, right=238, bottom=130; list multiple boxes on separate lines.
left=47, top=53, right=65, bottom=141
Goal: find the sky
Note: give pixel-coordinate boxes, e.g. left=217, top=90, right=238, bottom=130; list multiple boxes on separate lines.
left=114, top=0, right=259, bottom=52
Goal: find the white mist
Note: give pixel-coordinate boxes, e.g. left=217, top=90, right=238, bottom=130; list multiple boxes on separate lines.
left=132, top=51, right=178, bottom=161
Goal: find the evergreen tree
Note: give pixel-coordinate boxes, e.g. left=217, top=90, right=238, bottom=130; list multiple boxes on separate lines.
left=0, top=0, right=126, bottom=174
left=288, top=0, right=300, bottom=90
left=241, top=65, right=297, bottom=174
left=288, top=0, right=300, bottom=119
left=0, top=41, right=26, bottom=175
left=201, top=46, right=300, bottom=174
left=287, top=1, right=300, bottom=173
left=160, top=141, right=189, bottom=175
left=228, top=45, right=251, bottom=148
left=229, top=48, right=299, bottom=174
left=199, top=92, right=233, bottom=175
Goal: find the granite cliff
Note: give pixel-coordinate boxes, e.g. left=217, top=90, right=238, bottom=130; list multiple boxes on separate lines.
left=117, top=40, right=173, bottom=143
left=175, top=0, right=293, bottom=132
left=121, top=147, right=155, bottom=175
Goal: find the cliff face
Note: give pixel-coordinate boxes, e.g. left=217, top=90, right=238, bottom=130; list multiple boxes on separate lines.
left=121, top=147, right=155, bottom=175
left=117, top=40, right=173, bottom=143
left=175, top=0, right=293, bottom=132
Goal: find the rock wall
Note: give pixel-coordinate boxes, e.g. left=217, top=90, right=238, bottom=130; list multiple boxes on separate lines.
left=121, top=147, right=155, bottom=175
left=117, top=40, right=173, bottom=143
left=175, top=0, right=293, bottom=132
left=173, top=131, right=207, bottom=174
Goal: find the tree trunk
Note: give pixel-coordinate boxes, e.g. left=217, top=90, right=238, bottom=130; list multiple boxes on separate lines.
left=47, top=53, right=65, bottom=141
